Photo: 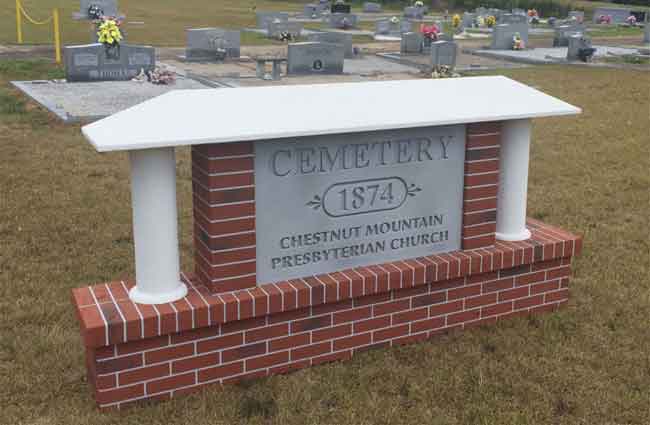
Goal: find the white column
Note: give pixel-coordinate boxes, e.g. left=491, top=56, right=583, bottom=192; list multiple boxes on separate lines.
left=128, top=148, right=187, bottom=304
left=496, top=119, right=532, bottom=241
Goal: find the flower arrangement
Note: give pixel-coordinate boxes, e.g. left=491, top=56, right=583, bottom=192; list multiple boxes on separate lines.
left=527, top=9, right=538, bottom=18
left=133, top=67, right=176, bottom=85
left=477, top=16, right=485, bottom=27
left=431, top=65, right=459, bottom=79
left=420, top=24, right=440, bottom=41
left=626, top=15, right=636, bottom=25
left=598, top=15, right=612, bottom=24
left=485, top=15, right=496, bottom=28
left=512, top=33, right=525, bottom=50
left=414, top=1, right=424, bottom=7
left=452, top=14, right=461, bottom=28
left=97, top=19, right=123, bottom=46
left=390, top=16, right=399, bottom=24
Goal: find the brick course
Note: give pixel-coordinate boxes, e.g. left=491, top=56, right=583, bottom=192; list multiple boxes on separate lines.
left=73, top=219, right=580, bottom=409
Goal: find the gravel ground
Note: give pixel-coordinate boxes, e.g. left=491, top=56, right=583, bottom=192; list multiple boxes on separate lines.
left=11, top=76, right=210, bottom=122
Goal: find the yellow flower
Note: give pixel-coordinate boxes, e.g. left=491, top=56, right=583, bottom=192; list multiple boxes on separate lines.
left=452, top=14, right=461, bottom=28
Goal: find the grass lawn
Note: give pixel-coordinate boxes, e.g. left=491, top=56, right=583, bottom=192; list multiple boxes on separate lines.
left=1, top=60, right=649, bottom=424
left=4, top=0, right=646, bottom=47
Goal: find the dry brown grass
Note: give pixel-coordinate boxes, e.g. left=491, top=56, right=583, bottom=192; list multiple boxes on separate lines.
left=1, top=60, right=649, bottom=424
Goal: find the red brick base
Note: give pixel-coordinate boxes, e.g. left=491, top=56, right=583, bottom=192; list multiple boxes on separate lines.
left=73, top=219, right=580, bottom=409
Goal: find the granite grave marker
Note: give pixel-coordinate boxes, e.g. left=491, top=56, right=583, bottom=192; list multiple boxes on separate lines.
left=287, top=42, right=345, bottom=74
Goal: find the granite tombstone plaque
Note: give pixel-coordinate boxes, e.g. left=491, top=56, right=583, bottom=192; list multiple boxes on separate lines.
left=553, top=24, right=584, bottom=47
left=64, top=43, right=155, bottom=82
left=256, top=11, right=289, bottom=29
left=267, top=21, right=304, bottom=39
left=363, top=2, right=382, bottom=13
left=462, top=12, right=476, bottom=29
left=304, top=3, right=328, bottom=17
left=254, top=125, right=466, bottom=282
left=401, top=32, right=424, bottom=54
left=331, top=2, right=351, bottom=14
left=401, top=20, right=414, bottom=33
left=431, top=40, right=457, bottom=68
left=287, top=42, right=345, bottom=74
left=404, top=6, right=425, bottom=19
left=375, top=20, right=392, bottom=34
left=185, top=28, right=240, bottom=61
left=79, top=0, right=118, bottom=19
left=491, top=23, right=529, bottom=49
left=308, top=31, right=354, bottom=58
left=500, top=13, right=528, bottom=24
left=329, top=13, right=358, bottom=29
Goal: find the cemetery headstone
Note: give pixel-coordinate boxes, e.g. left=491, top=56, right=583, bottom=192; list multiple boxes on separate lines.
left=185, top=28, right=240, bottom=61
left=64, top=43, right=155, bottom=82
left=512, top=8, right=526, bottom=16
left=78, top=0, right=118, bottom=19
left=308, top=31, right=354, bottom=58
left=553, top=24, right=584, bottom=47
left=256, top=11, right=289, bottom=29
left=592, top=7, right=631, bottom=24
left=304, top=3, right=328, bottom=18
left=645, top=24, right=650, bottom=43
left=401, top=20, right=414, bottom=33
left=430, top=40, right=457, bottom=68
left=331, top=2, right=351, bottom=14
left=267, top=21, right=304, bottom=39
left=363, top=2, right=382, bottom=13
left=500, top=13, right=528, bottom=25
left=401, top=32, right=424, bottom=54
left=487, top=8, right=503, bottom=19
left=567, top=33, right=595, bottom=61
left=491, top=23, right=529, bottom=49
left=329, top=13, right=358, bottom=29
left=287, top=42, right=345, bottom=74
left=404, top=6, right=425, bottom=19
left=462, top=13, right=476, bottom=29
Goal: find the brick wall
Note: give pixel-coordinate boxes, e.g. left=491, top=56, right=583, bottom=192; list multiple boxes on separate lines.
left=83, top=258, right=572, bottom=409
left=462, top=122, right=501, bottom=250
left=73, top=220, right=581, bottom=409
left=192, top=143, right=257, bottom=293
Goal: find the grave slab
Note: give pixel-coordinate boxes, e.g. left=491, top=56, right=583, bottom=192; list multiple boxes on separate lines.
left=471, top=45, right=642, bottom=64
left=11, top=77, right=210, bottom=123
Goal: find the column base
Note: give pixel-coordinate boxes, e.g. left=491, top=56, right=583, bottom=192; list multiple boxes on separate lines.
left=128, top=282, right=188, bottom=305
left=496, top=228, right=532, bottom=242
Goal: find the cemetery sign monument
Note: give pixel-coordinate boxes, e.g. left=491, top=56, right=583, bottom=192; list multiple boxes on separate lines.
left=72, top=77, right=582, bottom=409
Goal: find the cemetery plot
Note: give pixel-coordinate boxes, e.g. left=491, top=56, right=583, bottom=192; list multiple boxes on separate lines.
left=63, top=43, right=155, bottom=82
